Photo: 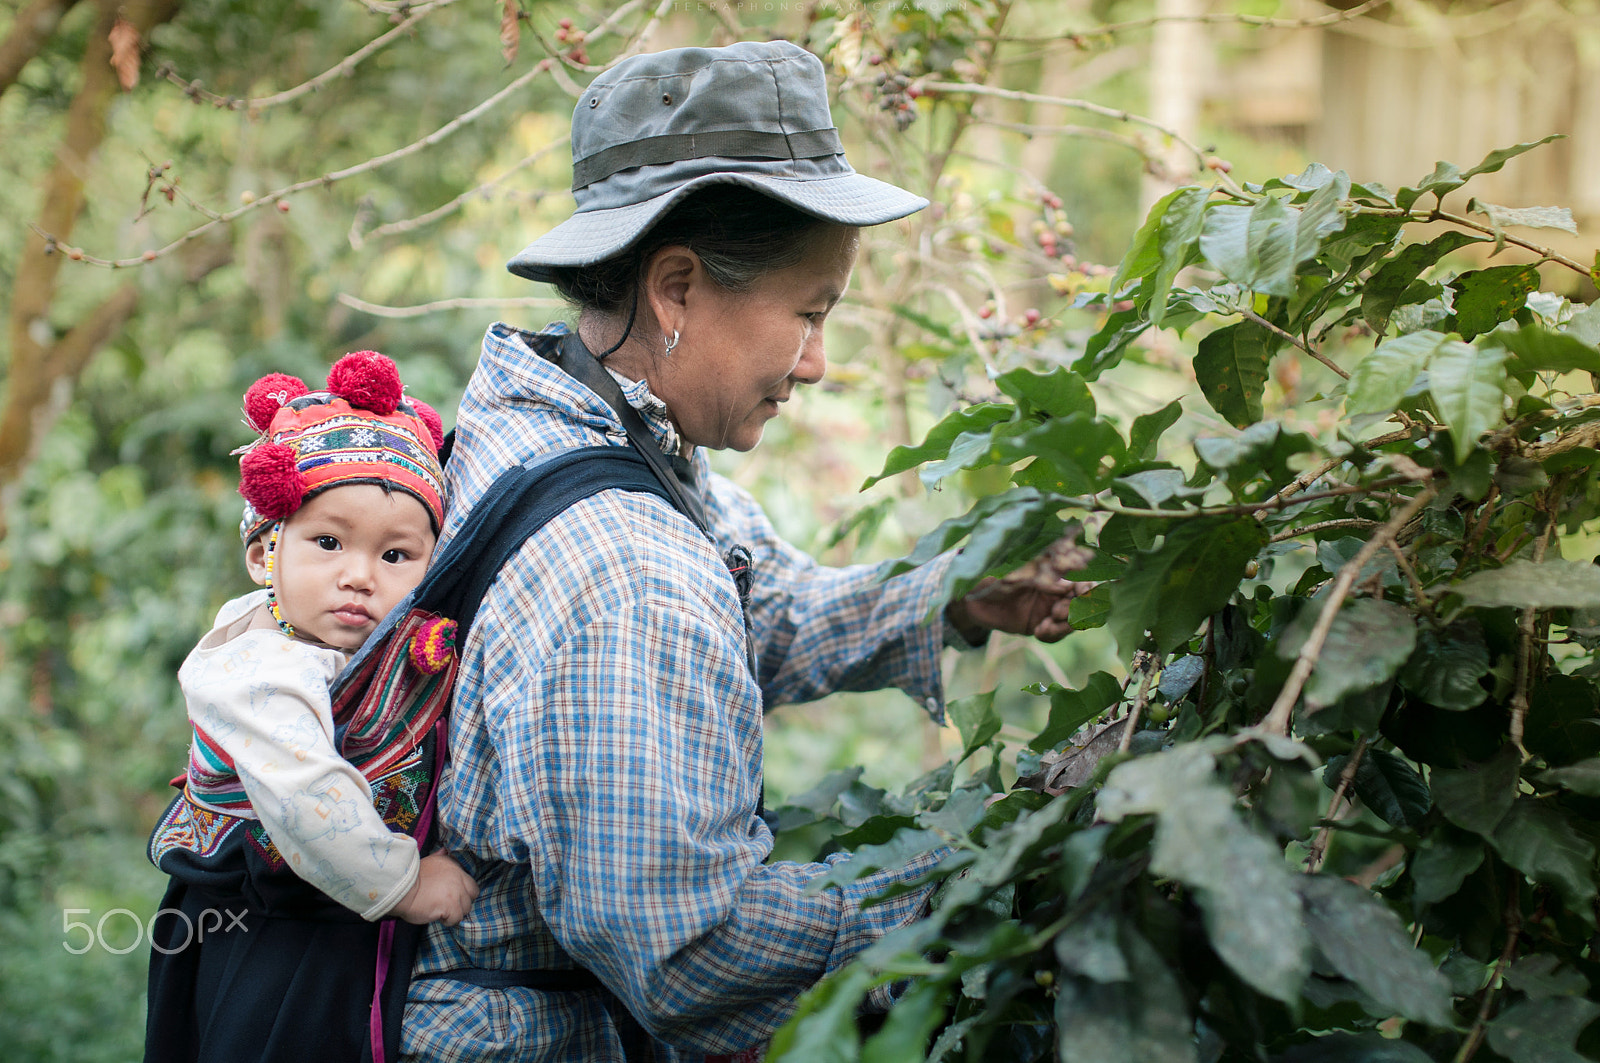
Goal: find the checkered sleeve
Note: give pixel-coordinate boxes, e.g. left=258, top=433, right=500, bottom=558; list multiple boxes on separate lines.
left=704, top=471, right=954, bottom=718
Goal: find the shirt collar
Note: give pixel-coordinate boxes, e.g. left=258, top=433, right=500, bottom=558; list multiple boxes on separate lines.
left=489, top=321, right=685, bottom=457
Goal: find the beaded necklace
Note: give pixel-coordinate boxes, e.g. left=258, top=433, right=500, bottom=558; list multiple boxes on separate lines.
left=263, top=521, right=298, bottom=639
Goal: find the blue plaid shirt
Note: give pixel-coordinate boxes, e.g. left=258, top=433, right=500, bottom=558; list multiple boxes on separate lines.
left=401, top=324, right=953, bottom=1062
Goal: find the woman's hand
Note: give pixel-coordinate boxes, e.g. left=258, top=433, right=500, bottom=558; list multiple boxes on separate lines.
left=391, top=851, right=481, bottom=926
left=945, top=535, right=1096, bottom=644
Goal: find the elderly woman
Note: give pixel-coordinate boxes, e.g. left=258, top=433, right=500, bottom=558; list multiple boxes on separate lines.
left=401, top=41, right=1080, bottom=1062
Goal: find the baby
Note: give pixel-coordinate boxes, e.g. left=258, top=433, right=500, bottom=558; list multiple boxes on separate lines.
left=145, top=352, right=476, bottom=1062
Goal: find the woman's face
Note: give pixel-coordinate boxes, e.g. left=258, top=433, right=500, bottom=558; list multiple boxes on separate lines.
left=650, top=225, right=860, bottom=452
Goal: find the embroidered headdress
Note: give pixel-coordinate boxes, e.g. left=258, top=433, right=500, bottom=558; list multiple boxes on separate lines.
left=237, top=351, right=446, bottom=545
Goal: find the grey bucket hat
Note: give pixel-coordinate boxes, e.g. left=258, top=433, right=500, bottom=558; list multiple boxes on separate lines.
left=506, top=40, right=928, bottom=283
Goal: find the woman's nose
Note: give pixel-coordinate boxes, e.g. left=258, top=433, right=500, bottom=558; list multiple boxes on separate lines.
left=793, top=327, right=827, bottom=386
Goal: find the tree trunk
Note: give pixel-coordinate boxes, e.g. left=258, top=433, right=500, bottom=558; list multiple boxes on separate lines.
left=0, top=0, right=182, bottom=537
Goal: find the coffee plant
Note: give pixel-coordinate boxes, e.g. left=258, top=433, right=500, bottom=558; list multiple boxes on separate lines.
left=766, top=138, right=1600, bottom=1062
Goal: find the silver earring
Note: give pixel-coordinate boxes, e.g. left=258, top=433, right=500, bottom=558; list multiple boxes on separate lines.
left=664, top=329, right=680, bottom=355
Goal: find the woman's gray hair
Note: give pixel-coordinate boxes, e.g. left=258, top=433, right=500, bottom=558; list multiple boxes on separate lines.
left=546, top=186, right=836, bottom=318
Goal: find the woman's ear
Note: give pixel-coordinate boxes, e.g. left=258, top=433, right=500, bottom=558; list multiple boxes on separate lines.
left=641, top=245, right=699, bottom=338
left=244, top=537, right=270, bottom=586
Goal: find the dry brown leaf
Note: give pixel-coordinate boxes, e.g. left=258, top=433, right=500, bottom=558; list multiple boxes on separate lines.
left=499, top=0, right=519, bottom=67
left=1017, top=719, right=1122, bottom=795
left=109, top=17, right=141, bottom=91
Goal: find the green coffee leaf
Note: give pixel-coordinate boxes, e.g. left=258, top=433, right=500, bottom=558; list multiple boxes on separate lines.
left=1449, top=264, right=1540, bottom=341
left=1493, top=324, right=1600, bottom=376
left=1002, top=414, right=1128, bottom=494
left=1199, top=199, right=1297, bottom=298
left=1102, top=748, right=1309, bottom=1002
left=1490, top=799, right=1600, bottom=920
left=1431, top=745, right=1520, bottom=836
left=1110, top=516, right=1270, bottom=656
left=1399, top=621, right=1490, bottom=710
left=949, top=691, right=1001, bottom=765
left=1453, top=559, right=1600, bottom=610
left=804, top=827, right=944, bottom=891
left=1158, top=654, right=1206, bottom=700
left=1469, top=199, right=1577, bottom=233
left=1427, top=339, right=1507, bottom=462
left=1030, top=671, right=1123, bottom=751
left=1410, top=832, right=1484, bottom=904
left=1345, top=330, right=1454, bottom=415
left=1113, top=468, right=1207, bottom=510
left=1074, top=306, right=1151, bottom=381
left=885, top=489, right=1044, bottom=574
left=1262, top=162, right=1341, bottom=193
left=1537, top=757, right=1600, bottom=796
left=1193, top=420, right=1316, bottom=484
left=1564, top=303, right=1600, bottom=346
left=1487, top=995, right=1600, bottom=1063
left=1053, top=906, right=1129, bottom=983
left=1465, top=198, right=1575, bottom=256
left=995, top=365, right=1096, bottom=420
left=1199, top=176, right=1348, bottom=298
left=865, top=403, right=1012, bottom=487
left=1503, top=954, right=1591, bottom=1000
left=1128, top=399, right=1183, bottom=462
left=1325, top=748, right=1430, bottom=830
left=765, top=963, right=874, bottom=1062
left=1277, top=598, right=1416, bottom=711
left=1394, top=135, right=1565, bottom=211
left=1296, top=874, right=1455, bottom=1027
left=860, top=976, right=951, bottom=1063
left=1194, top=321, right=1277, bottom=428
left=1054, top=925, right=1196, bottom=1063
left=1148, top=187, right=1211, bottom=328
left=1360, top=233, right=1485, bottom=334
left=1067, top=583, right=1112, bottom=631
left=915, top=429, right=998, bottom=487
left=1112, top=186, right=1184, bottom=294
left=927, top=1016, right=982, bottom=1063
left=1200, top=200, right=1284, bottom=293
left=968, top=797, right=1081, bottom=889
left=1522, top=674, right=1600, bottom=767
left=940, top=502, right=1067, bottom=599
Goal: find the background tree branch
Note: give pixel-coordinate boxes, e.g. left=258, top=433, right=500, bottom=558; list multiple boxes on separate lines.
left=0, top=0, right=80, bottom=98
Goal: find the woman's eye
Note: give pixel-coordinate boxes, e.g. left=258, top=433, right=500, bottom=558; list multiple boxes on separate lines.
left=316, top=535, right=340, bottom=551
left=382, top=548, right=409, bottom=564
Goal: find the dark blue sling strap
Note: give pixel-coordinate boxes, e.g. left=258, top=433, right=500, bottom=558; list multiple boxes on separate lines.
left=334, top=446, right=672, bottom=698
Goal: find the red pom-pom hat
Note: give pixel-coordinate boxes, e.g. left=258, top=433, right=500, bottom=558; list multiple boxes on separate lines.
left=409, top=399, right=446, bottom=451
left=243, top=373, right=309, bottom=432
left=238, top=351, right=447, bottom=544
left=325, top=351, right=403, bottom=415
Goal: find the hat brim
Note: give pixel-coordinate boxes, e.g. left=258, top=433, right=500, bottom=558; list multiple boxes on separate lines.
left=506, top=170, right=928, bottom=283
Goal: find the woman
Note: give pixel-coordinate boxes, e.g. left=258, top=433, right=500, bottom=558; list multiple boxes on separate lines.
left=401, top=41, right=1082, bottom=1062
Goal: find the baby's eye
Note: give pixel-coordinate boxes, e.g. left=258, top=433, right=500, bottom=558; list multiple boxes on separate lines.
left=382, top=548, right=410, bottom=564
left=316, top=535, right=340, bottom=551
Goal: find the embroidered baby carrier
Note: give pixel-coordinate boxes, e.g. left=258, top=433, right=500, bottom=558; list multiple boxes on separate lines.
left=147, top=333, right=748, bottom=1063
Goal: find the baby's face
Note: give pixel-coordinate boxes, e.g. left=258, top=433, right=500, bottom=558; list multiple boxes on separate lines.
left=249, top=484, right=436, bottom=649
